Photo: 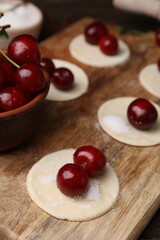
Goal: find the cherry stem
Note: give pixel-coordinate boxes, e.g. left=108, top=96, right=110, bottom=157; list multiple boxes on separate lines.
left=0, top=24, right=11, bottom=30
left=0, top=49, right=20, bottom=68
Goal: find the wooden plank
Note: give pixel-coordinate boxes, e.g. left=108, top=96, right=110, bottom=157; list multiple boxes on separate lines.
left=0, top=17, right=160, bottom=240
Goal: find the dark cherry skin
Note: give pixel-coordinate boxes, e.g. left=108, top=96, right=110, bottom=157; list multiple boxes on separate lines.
left=39, top=57, right=55, bottom=78
left=0, top=66, right=8, bottom=90
left=0, top=50, right=7, bottom=64
left=15, top=63, right=46, bottom=98
left=52, top=67, right=74, bottom=90
left=56, top=163, right=89, bottom=198
left=127, top=98, right=158, bottom=130
left=7, top=34, right=41, bottom=66
left=1, top=61, right=17, bottom=86
left=99, top=35, right=118, bottom=56
left=155, top=27, right=160, bottom=46
left=73, top=145, right=107, bottom=178
left=84, top=20, right=108, bottom=45
left=0, top=86, right=27, bottom=112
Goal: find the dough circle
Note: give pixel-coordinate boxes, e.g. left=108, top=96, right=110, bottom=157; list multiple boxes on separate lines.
left=139, top=64, right=160, bottom=98
left=69, top=34, right=130, bottom=67
left=97, top=97, right=160, bottom=146
left=46, top=59, right=89, bottom=101
left=26, top=149, right=120, bottom=221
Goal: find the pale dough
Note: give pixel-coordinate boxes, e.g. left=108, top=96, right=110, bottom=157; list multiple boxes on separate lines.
left=69, top=34, right=130, bottom=67
left=97, top=97, right=160, bottom=146
left=46, top=59, right=89, bottom=101
left=26, top=149, right=120, bottom=221
left=139, top=63, right=160, bottom=98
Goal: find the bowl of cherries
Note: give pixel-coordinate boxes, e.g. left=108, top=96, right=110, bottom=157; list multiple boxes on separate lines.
left=0, top=34, right=50, bottom=151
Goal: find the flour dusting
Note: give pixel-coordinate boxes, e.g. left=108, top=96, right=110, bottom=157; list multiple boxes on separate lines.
left=40, top=175, right=55, bottom=184
left=85, top=180, right=101, bottom=200
left=94, top=122, right=110, bottom=142
left=81, top=204, right=93, bottom=209
left=103, top=115, right=130, bottom=133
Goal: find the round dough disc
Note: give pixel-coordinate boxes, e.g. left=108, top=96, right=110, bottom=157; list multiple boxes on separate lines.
left=69, top=34, right=130, bottom=67
left=139, top=64, right=160, bottom=98
left=46, top=59, right=89, bottom=101
left=97, top=97, right=160, bottom=146
left=26, top=149, right=120, bottom=221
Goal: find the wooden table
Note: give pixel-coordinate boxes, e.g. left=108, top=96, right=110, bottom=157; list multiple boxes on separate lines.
left=0, top=17, right=160, bottom=240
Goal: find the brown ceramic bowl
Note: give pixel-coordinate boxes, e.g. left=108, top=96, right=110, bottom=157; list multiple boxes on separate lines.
left=0, top=77, right=50, bottom=152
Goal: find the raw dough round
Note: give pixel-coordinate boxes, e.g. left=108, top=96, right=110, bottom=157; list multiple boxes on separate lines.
left=26, top=149, right=120, bottom=221
left=46, top=59, right=89, bottom=101
left=97, top=97, right=160, bottom=146
left=69, top=34, right=130, bottom=67
left=139, top=63, right=160, bottom=98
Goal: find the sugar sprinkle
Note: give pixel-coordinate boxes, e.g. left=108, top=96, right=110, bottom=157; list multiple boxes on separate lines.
left=85, top=179, right=101, bottom=200
left=102, top=115, right=130, bottom=133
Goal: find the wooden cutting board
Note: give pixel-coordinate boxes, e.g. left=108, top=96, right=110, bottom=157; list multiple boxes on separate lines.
left=0, top=17, right=160, bottom=240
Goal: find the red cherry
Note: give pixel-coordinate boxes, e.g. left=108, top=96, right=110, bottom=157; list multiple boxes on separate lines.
left=99, top=35, right=118, bottom=56
left=56, top=163, right=88, bottom=198
left=0, top=66, right=8, bottom=90
left=0, top=50, right=7, bottom=64
left=0, top=86, right=27, bottom=112
left=15, top=63, right=46, bottom=98
left=52, top=67, right=74, bottom=90
left=39, top=57, right=55, bottom=78
left=73, top=145, right=107, bottom=178
left=1, top=61, right=17, bottom=86
left=155, top=27, right=160, bottom=46
left=7, top=34, right=41, bottom=66
left=127, top=98, right=158, bottom=130
left=84, top=20, right=108, bottom=45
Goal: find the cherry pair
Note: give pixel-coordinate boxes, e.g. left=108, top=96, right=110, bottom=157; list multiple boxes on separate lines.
left=56, top=145, right=107, bottom=198
left=84, top=20, right=118, bottom=56
left=40, top=58, right=74, bottom=90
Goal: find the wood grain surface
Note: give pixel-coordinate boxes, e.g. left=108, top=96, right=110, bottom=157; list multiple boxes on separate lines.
left=0, top=17, right=160, bottom=240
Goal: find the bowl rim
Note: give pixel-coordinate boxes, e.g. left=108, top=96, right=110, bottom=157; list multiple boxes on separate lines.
left=0, top=77, right=50, bottom=119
